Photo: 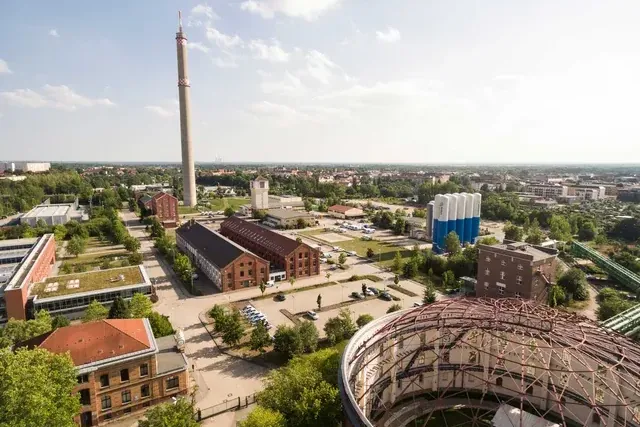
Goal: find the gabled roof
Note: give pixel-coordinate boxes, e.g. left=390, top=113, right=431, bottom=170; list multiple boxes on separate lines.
left=152, top=192, right=177, bottom=201
left=328, top=205, right=358, bottom=214
left=17, top=319, right=152, bottom=367
left=138, top=194, right=152, bottom=204
left=177, top=221, right=261, bottom=268
left=221, top=217, right=304, bottom=257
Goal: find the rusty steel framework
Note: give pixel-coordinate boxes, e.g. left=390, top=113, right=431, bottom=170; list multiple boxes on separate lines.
left=339, top=298, right=640, bottom=427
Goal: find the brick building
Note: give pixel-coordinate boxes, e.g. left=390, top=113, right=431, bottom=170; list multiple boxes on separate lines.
left=151, top=192, right=179, bottom=225
left=176, top=220, right=270, bottom=291
left=219, top=217, right=320, bottom=280
left=476, top=242, right=558, bottom=302
left=1, top=234, right=56, bottom=322
left=18, top=319, right=188, bottom=427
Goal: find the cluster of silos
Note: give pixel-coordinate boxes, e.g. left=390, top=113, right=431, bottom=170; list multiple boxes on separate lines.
left=430, top=193, right=482, bottom=253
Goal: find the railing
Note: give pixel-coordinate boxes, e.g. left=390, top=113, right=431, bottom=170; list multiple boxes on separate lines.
left=195, top=393, right=257, bottom=421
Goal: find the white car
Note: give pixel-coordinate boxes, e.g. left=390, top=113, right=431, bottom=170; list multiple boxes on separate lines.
left=306, top=311, right=319, bottom=320
left=364, top=289, right=375, bottom=296
left=413, top=302, right=423, bottom=307
left=265, top=280, right=275, bottom=287
left=348, top=251, right=357, bottom=256
left=333, top=246, right=342, bottom=252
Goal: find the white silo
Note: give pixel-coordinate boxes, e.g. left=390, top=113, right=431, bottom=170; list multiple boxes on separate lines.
left=446, top=194, right=457, bottom=238
left=455, top=193, right=466, bottom=244
left=464, top=193, right=474, bottom=244
left=471, top=193, right=482, bottom=242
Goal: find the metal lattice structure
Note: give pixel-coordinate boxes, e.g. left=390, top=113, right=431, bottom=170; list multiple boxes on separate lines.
left=339, top=298, right=640, bottom=427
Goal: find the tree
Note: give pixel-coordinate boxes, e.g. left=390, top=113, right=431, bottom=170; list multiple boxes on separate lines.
left=259, top=280, right=267, bottom=296
left=250, top=321, right=272, bottom=353
left=338, top=252, right=347, bottom=267
left=317, top=294, right=322, bottom=310
left=403, top=257, right=419, bottom=278
left=100, top=259, right=111, bottom=270
left=393, top=217, right=406, bottom=235
left=387, top=303, right=402, bottom=313
left=442, top=270, right=456, bottom=288
left=356, top=314, right=374, bottom=327
left=503, top=222, right=524, bottom=241
left=138, top=397, right=198, bottom=427
left=547, top=285, right=566, bottom=307
left=296, top=218, right=307, bottom=229
left=123, top=235, right=141, bottom=252
left=525, top=220, right=545, bottom=245
left=578, top=221, right=597, bottom=241
left=608, top=217, right=640, bottom=242
left=224, top=207, right=235, bottom=217
left=52, top=224, right=67, bottom=242
left=477, top=236, right=500, bottom=245
left=323, top=308, right=356, bottom=345
left=392, top=251, right=404, bottom=273
left=238, top=406, right=286, bottom=427
left=173, top=253, right=193, bottom=284
left=220, top=310, right=245, bottom=346
left=253, top=209, right=268, bottom=220
left=66, top=235, right=87, bottom=257
left=445, top=231, right=461, bottom=255
left=148, top=311, right=174, bottom=338
left=366, top=247, right=375, bottom=258
left=83, top=300, right=108, bottom=322
left=423, top=283, right=437, bottom=304
left=51, top=315, right=70, bottom=330
left=128, top=251, right=143, bottom=265
left=598, top=297, right=634, bottom=322
left=394, top=274, right=400, bottom=286
left=273, top=325, right=303, bottom=359
left=0, top=348, right=80, bottom=427
left=0, top=310, right=53, bottom=347
left=295, top=237, right=302, bottom=243
left=557, top=268, right=588, bottom=297
left=297, top=321, right=319, bottom=353
left=597, top=287, right=618, bottom=302
left=549, top=215, right=572, bottom=241
left=108, top=296, right=130, bottom=319
left=209, top=304, right=225, bottom=322
left=129, top=293, right=153, bottom=318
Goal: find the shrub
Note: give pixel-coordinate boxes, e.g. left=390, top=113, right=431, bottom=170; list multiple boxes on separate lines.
left=387, top=304, right=402, bottom=314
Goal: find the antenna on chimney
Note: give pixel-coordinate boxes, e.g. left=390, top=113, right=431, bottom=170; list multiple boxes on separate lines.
left=178, top=11, right=183, bottom=32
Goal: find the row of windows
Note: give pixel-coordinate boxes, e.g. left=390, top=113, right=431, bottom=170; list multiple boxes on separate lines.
left=99, top=364, right=149, bottom=388
left=100, top=376, right=179, bottom=411
left=35, top=286, right=151, bottom=312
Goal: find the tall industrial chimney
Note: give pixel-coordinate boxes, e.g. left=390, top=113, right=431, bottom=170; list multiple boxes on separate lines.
left=176, top=11, right=197, bottom=207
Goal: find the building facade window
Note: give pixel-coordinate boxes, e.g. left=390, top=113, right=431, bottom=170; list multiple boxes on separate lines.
left=485, top=269, right=490, bottom=276
left=515, top=292, right=521, bottom=298
left=122, top=390, right=132, bottom=405
left=516, top=276, right=522, bottom=285
left=484, top=282, right=489, bottom=290
left=517, top=264, right=523, bottom=270
left=501, top=260, right=506, bottom=266
left=496, top=377, right=503, bottom=386
left=500, top=271, right=506, bottom=280
left=485, top=256, right=491, bottom=262
left=120, top=369, right=129, bottom=382
left=140, top=364, right=149, bottom=377
left=166, top=376, right=179, bottom=390
left=498, top=287, right=504, bottom=295
left=77, top=374, right=89, bottom=384
left=141, top=384, right=150, bottom=398
left=101, top=395, right=112, bottom=411
left=100, top=374, right=110, bottom=388
left=469, top=351, right=478, bottom=364
left=79, top=389, right=91, bottom=405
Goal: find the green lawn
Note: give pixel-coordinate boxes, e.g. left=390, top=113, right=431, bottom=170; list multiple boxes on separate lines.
left=32, top=266, right=144, bottom=298
left=298, top=229, right=327, bottom=237
left=63, top=251, right=128, bottom=268
left=337, top=238, right=414, bottom=269
left=178, top=206, right=200, bottom=214
left=85, top=237, right=117, bottom=249
left=204, top=197, right=250, bottom=212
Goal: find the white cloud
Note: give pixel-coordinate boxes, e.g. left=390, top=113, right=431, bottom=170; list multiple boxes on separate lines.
left=0, top=59, right=12, bottom=74
left=188, top=41, right=211, bottom=53
left=240, top=0, right=343, bottom=21
left=191, top=4, right=219, bottom=20
left=305, top=50, right=338, bottom=85
left=145, top=106, right=175, bottom=117
left=375, top=26, right=401, bottom=43
left=49, top=29, right=59, bottom=38
left=260, top=71, right=306, bottom=96
left=0, top=85, right=115, bottom=111
left=206, top=27, right=243, bottom=49
left=248, top=101, right=311, bottom=126
left=213, top=56, right=239, bottom=68
left=248, top=39, right=289, bottom=62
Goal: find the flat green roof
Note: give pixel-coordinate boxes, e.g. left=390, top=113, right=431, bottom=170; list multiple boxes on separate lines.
left=31, top=266, right=144, bottom=298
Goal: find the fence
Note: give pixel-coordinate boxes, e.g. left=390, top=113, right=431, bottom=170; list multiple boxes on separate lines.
left=196, top=393, right=257, bottom=421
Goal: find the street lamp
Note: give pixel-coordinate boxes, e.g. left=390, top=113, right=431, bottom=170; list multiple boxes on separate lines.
left=291, top=295, right=296, bottom=313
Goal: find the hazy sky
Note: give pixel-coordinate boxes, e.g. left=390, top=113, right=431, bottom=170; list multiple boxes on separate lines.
left=1, top=1, right=639, bottom=163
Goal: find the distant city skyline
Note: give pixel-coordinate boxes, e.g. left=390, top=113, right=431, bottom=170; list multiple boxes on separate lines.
left=1, top=1, right=640, bottom=163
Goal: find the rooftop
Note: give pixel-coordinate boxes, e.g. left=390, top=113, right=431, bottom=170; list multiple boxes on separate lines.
left=479, top=242, right=556, bottom=262
left=30, top=265, right=145, bottom=298
left=1, top=235, right=50, bottom=291
left=221, top=216, right=306, bottom=257
left=328, top=204, right=361, bottom=213
left=17, top=318, right=152, bottom=367
left=156, top=335, right=189, bottom=374
left=266, top=209, right=312, bottom=219
left=177, top=221, right=262, bottom=268
left=22, top=204, right=72, bottom=218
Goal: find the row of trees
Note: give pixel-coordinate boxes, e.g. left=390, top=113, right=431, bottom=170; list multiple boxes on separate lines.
left=154, top=234, right=195, bottom=287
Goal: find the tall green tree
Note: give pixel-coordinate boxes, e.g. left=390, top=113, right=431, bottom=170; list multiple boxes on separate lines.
left=549, top=215, right=572, bottom=241
left=129, top=293, right=153, bottom=318
left=323, top=308, right=356, bottom=345
left=503, top=222, right=524, bottom=241
left=356, top=314, right=374, bottom=327
left=82, top=300, right=108, bottom=323
left=250, top=322, right=272, bottom=353
left=392, top=251, right=404, bottom=273
left=338, top=252, right=347, bottom=267
left=66, top=235, right=87, bottom=257
left=297, top=321, right=319, bottom=353
left=173, top=253, right=193, bottom=283
left=444, top=231, right=461, bottom=255
left=220, top=310, right=245, bottom=346
left=0, top=310, right=53, bottom=348
left=557, top=268, right=588, bottom=298
left=138, top=397, right=198, bottom=427
left=273, top=325, right=303, bottom=359
left=148, top=312, right=174, bottom=338
left=393, top=217, right=406, bottom=235
left=578, top=221, right=597, bottom=241
left=547, top=285, right=566, bottom=307
left=0, top=348, right=80, bottom=427
left=224, top=207, right=235, bottom=217
left=108, top=296, right=130, bottom=319
left=238, top=407, right=286, bottom=427
left=123, top=235, right=141, bottom=252
left=423, top=283, right=437, bottom=304
left=51, top=315, right=70, bottom=330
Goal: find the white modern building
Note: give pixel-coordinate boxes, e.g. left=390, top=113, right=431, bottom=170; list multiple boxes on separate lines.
left=524, top=184, right=569, bottom=198
left=20, top=199, right=84, bottom=227
left=0, top=162, right=51, bottom=173
left=251, top=177, right=269, bottom=210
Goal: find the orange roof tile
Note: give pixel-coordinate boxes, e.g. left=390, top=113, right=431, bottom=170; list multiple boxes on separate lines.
left=26, top=319, right=152, bottom=366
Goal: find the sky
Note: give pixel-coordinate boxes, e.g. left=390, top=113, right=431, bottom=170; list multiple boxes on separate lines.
left=1, top=0, right=640, bottom=164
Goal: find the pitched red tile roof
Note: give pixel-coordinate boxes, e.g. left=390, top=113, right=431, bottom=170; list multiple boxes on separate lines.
left=18, top=319, right=152, bottom=366
left=152, top=192, right=177, bottom=202
left=220, top=216, right=305, bottom=257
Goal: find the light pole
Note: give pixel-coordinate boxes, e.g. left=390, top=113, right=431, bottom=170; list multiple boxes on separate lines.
left=291, top=295, right=296, bottom=313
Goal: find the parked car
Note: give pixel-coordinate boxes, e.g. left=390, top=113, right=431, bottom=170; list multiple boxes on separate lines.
left=351, top=291, right=365, bottom=300
left=266, top=280, right=275, bottom=287
left=248, top=313, right=265, bottom=322
left=446, top=288, right=461, bottom=295
left=348, top=251, right=357, bottom=256
left=413, top=302, right=423, bottom=307
left=364, top=288, right=375, bottom=296
left=368, top=287, right=380, bottom=296
left=275, top=293, right=286, bottom=301
left=380, top=292, right=393, bottom=301
left=242, top=306, right=257, bottom=314
left=333, top=246, right=342, bottom=252
left=306, top=311, right=319, bottom=320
